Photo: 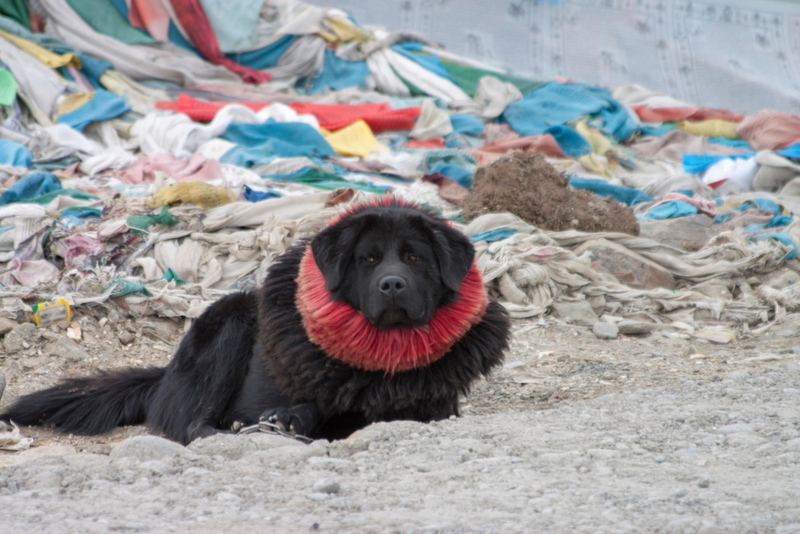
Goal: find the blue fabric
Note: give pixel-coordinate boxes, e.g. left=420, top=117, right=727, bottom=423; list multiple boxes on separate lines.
left=167, top=22, right=199, bottom=54
left=450, top=113, right=485, bottom=135
left=443, top=133, right=467, bottom=148
left=57, top=90, right=131, bottom=131
left=569, top=178, right=652, bottom=206
left=779, top=143, right=800, bottom=160
left=768, top=215, right=794, bottom=228
left=736, top=198, right=783, bottom=215
left=226, top=35, right=295, bottom=69
left=639, top=200, right=698, bottom=220
left=391, top=42, right=453, bottom=82
left=682, top=152, right=755, bottom=174
left=61, top=207, right=101, bottom=227
left=0, top=173, right=61, bottom=206
left=429, top=163, right=474, bottom=188
left=673, top=189, right=696, bottom=197
left=303, top=49, right=370, bottom=93
left=470, top=228, right=517, bottom=242
left=53, top=48, right=113, bottom=87
left=0, top=139, right=32, bottom=167
left=222, top=120, right=335, bottom=157
left=753, top=232, right=798, bottom=259
left=546, top=125, right=592, bottom=157
left=708, top=137, right=752, bottom=149
left=500, top=82, right=640, bottom=141
left=219, top=146, right=274, bottom=168
left=243, top=186, right=280, bottom=202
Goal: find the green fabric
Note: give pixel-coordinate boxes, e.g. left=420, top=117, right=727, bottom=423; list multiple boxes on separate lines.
left=287, top=169, right=389, bottom=194
left=106, top=278, right=152, bottom=298
left=127, top=208, right=178, bottom=231
left=66, top=0, right=155, bottom=45
left=10, top=188, right=99, bottom=205
left=0, top=0, right=29, bottom=29
left=162, top=268, right=186, bottom=285
left=442, top=62, right=547, bottom=97
left=0, top=68, right=15, bottom=105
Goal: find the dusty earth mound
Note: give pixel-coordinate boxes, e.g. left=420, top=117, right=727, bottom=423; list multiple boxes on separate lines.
left=463, top=152, right=640, bottom=235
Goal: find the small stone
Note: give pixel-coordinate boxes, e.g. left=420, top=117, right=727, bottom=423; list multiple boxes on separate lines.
left=66, top=322, right=82, bottom=341
left=550, top=301, right=599, bottom=327
left=98, top=317, right=108, bottom=328
left=312, top=479, right=341, bottom=494
left=674, top=488, right=687, bottom=498
left=592, top=322, right=619, bottom=340
left=3, top=331, right=24, bottom=354
left=694, top=327, right=736, bottom=344
left=0, top=317, right=18, bottom=336
left=685, top=345, right=697, bottom=356
left=0, top=369, right=5, bottom=402
left=45, top=337, right=89, bottom=363
left=119, top=331, right=136, bottom=345
left=617, top=321, right=656, bottom=335
left=655, top=455, right=667, bottom=463
left=12, top=323, right=38, bottom=342
left=328, top=437, right=370, bottom=458
left=697, top=476, right=710, bottom=488
left=25, top=471, right=63, bottom=490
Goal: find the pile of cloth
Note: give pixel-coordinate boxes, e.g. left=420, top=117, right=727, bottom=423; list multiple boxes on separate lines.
left=0, top=0, right=799, bottom=335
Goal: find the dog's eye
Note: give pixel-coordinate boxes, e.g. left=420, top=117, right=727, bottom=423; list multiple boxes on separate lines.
left=363, top=256, right=376, bottom=264
left=407, top=254, right=419, bottom=262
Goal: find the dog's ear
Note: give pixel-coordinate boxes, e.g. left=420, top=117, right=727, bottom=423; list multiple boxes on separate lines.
left=311, top=218, right=365, bottom=292
left=428, top=220, right=475, bottom=293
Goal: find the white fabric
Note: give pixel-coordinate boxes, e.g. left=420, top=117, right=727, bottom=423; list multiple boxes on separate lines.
left=383, top=49, right=470, bottom=103
left=0, top=36, right=69, bottom=117
left=130, top=103, right=319, bottom=157
left=409, top=99, right=454, bottom=140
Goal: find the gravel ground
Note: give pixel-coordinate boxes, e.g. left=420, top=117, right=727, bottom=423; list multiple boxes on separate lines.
left=0, top=314, right=799, bottom=533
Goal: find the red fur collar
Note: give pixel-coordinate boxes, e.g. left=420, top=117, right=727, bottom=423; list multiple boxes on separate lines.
left=295, top=246, right=488, bottom=373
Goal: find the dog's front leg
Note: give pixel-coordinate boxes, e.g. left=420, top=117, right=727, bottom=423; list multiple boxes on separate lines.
left=260, top=403, right=321, bottom=437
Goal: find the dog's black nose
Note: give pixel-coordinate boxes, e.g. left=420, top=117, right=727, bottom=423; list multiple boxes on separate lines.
left=379, top=276, right=406, bottom=296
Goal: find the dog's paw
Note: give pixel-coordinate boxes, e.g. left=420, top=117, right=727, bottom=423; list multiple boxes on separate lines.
left=260, top=403, right=320, bottom=437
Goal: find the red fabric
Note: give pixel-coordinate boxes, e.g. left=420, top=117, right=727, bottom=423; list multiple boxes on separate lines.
left=631, top=105, right=744, bottom=123
left=421, top=172, right=469, bottom=207
left=406, top=138, right=446, bottom=149
left=168, top=0, right=271, bottom=84
left=481, top=133, right=566, bottom=158
left=288, top=102, right=420, bottom=133
left=155, top=96, right=421, bottom=133
left=156, top=94, right=268, bottom=121
left=296, top=248, right=488, bottom=373
left=737, top=110, right=800, bottom=150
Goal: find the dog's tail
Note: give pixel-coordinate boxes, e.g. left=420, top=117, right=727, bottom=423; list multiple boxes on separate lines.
left=0, top=367, right=165, bottom=435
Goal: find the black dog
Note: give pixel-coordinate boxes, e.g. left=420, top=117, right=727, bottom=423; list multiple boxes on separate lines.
left=1, top=198, right=510, bottom=444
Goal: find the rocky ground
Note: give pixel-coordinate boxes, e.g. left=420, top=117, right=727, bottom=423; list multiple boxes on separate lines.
left=0, top=310, right=798, bottom=533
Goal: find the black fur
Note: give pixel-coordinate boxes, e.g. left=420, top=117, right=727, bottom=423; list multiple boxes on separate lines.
left=1, top=202, right=511, bottom=444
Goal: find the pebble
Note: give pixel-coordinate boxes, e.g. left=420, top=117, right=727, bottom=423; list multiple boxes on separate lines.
left=0, top=369, right=5, bottom=402
left=551, top=301, right=599, bottom=327
left=655, top=455, right=667, bottom=463
left=119, top=331, right=136, bottom=345
left=312, top=479, right=341, bottom=494
left=617, top=321, right=656, bottom=335
left=697, top=476, right=711, bottom=488
left=0, top=317, right=18, bottom=336
left=592, top=322, right=619, bottom=340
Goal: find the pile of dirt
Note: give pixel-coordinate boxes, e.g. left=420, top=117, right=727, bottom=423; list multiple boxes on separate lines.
left=463, top=152, right=640, bottom=235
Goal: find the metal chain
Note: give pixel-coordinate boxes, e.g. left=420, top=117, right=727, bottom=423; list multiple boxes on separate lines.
left=233, top=419, right=313, bottom=444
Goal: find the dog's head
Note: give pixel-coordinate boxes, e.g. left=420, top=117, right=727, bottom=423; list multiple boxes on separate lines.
left=310, top=199, right=475, bottom=330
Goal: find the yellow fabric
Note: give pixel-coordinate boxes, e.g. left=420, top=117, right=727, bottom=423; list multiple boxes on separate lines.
left=324, top=120, right=389, bottom=158
left=330, top=16, right=371, bottom=42
left=151, top=182, right=236, bottom=210
left=579, top=153, right=612, bottom=178
left=0, top=29, right=81, bottom=69
left=576, top=119, right=615, bottom=155
left=57, top=92, right=94, bottom=117
left=678, top=119, right=739, bottom=139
